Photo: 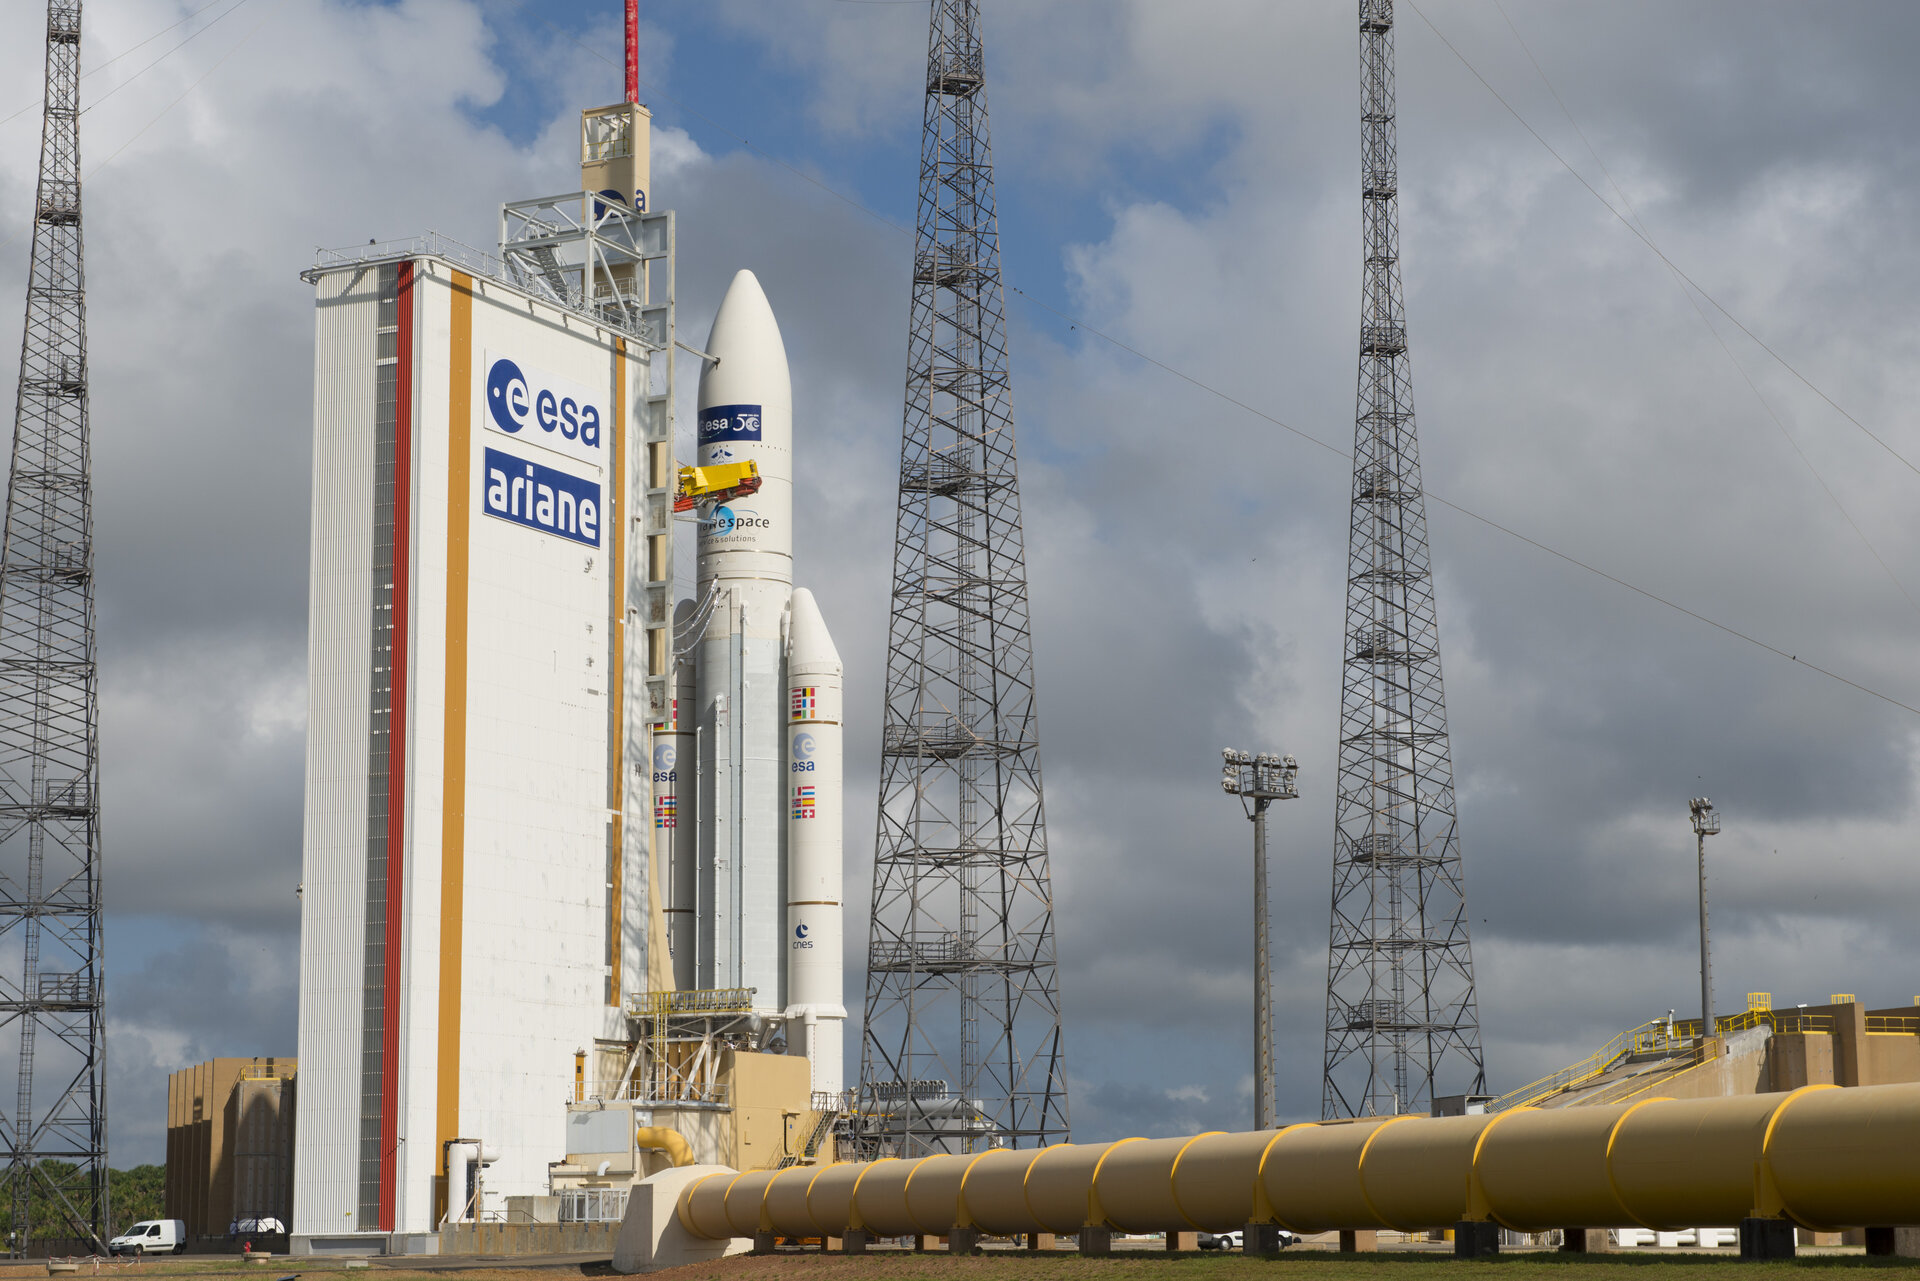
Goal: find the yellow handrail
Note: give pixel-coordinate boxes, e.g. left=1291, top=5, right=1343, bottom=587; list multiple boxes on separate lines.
left=1488, top=1020, right=1671, bottom=1112
left=1493, top=1006, right=1849, bottom=1112
left=1865, top=1015, right=1920, bottom=1035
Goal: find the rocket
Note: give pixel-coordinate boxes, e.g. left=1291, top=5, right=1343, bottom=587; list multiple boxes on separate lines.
left=678, top=269, right=844, bottom=1093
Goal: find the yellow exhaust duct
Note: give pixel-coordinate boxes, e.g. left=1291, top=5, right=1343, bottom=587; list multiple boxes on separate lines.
left=675, top=1081, right=1920, bottom=1243
left=635, top=1125, right=694, bottom=1169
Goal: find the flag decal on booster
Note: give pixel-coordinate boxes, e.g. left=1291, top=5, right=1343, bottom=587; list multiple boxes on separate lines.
left=481, top=446, right=601, bottom=547
left=792, top=786, right=816, bottom=820
left=791, top=687, right=816, bottom=720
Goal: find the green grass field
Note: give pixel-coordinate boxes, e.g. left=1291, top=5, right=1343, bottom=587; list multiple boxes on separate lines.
left=644, top=1251, right=1920, bottom=1281
left=8, top=1246, right=1916, bottom=1281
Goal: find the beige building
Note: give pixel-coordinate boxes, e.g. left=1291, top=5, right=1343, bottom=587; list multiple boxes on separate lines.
left=1498, top=995, right=1920, bottom=1112
left=165, top=1058, right=297, bottom=1238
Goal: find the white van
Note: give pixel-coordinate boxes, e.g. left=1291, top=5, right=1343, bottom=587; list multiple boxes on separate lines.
left=107, top=1220, right=186, bottom=1255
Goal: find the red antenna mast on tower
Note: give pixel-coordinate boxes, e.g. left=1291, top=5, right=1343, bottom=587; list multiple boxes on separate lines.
left=625, top=0, right=639, bottom=103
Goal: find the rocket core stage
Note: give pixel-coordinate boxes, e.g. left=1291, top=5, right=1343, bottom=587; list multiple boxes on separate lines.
left=667, top=269, right=845, bottom=1094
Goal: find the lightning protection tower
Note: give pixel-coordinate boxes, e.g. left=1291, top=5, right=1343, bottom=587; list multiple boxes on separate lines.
left=0, top=0, right=109, bottom=1252
left=859, top=0, right=1069, bottom=1156
left=1322, top=0, right=1486, bottom=1119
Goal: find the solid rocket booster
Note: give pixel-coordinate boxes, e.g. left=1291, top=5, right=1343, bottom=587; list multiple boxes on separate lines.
left=784, top=588, right=844, bottom=1094
left=695, top=270, right=793, bottom=1009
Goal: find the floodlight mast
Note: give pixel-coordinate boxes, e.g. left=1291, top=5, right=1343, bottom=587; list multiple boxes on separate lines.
left=1690, top=797, right=1721, bottom=1059
left=1222, top=749, right=1299, bottom=1131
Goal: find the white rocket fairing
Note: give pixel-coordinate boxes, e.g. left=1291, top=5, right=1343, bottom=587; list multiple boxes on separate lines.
left=784, top=588, right=845, bottom=1093
left=685, top=270, right=843, bottom=1091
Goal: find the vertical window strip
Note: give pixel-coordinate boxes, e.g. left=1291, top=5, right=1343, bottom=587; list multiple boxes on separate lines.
left=359, top=264, right=400, bottom=1230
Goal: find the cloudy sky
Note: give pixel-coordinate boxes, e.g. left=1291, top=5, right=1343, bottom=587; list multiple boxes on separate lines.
left=6, top=0, right=1920, bottom=1165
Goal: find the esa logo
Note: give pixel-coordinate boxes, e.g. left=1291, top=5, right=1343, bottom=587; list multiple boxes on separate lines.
left=710, top=505, right=771, bottom=537
left=699, top=402, right=763, bottom=445
left=484, top=353, right=604, bottom=467
left=791, top=732, right=816, bottom=773
left=653, top=741, right=677, bottom=784
left=792, top=922, right=814, bottom=951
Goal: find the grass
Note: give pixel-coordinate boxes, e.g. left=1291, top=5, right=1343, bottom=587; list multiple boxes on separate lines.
left=5, top=1247, right=1915, bottom=1281
left=644, top=1252, right=1920, bottom=1281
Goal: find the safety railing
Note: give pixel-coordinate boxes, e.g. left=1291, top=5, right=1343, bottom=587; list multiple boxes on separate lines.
left=1488, top=1020, right=1672, bottom=1112
left=1866, top=1015, right=1920, bottom=1035
left=626, top=987, right=755, bottom=1018
left=558, top=1187, right=629, bottom=1223
left=1769, top=1013, right=1833, bottom=1035
left=1496, top=1007, right=1855, bottom=1112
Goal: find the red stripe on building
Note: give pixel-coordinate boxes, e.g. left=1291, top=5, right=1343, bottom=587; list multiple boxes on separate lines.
left=380, top=259, right=415, bottom=1232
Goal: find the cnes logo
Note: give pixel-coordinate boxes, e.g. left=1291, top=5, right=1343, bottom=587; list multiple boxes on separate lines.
left=485, top=355, right=603, bottom=459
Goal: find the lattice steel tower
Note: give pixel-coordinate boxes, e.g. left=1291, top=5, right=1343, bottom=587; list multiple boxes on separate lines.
left=0, top=0, right=109, bottom=1250
left=859, top=0, right=1068, bottom=1156
left=1322, top=0, right=1485, bottom=1119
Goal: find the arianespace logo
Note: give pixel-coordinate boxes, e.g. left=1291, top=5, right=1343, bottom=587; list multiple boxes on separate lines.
left=483, top=352, right=607, bottom=471
left=699, top=403, right=763, bottom=446
left=709, top=504, right=772, bottom=539
left=482, top=446, right=600, bottom=548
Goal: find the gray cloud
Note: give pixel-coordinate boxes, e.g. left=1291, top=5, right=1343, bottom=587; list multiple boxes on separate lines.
left=6, top=0, right=1920, bottom=1162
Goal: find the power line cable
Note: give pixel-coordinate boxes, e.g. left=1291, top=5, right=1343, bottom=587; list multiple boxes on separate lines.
left=436, top=18, right=1920, bottom=720
left=1487, top=0, right=1920, bottom=622
left=0, top=4, right=273, bottom=259
left=86, top=8, right=270, bottom=178
left=1001, top=284, right=1920, bottom=717
left=1404, top=0, right=1920, bottom=483
left=0, top=0, right=243, bottom=130
left=81, top=0, right=258, bottom=119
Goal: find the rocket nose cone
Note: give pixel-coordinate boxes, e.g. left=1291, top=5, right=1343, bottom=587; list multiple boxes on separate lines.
left=787, top=588, right=843, bottom=672
left=701, top=269, right=789, bottom=400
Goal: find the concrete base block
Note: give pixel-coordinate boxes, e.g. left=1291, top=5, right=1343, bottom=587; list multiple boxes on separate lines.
left=1454, top=1222, right=1500, bottom=1258
left=1338, top=1229, right=1377, bottom=1253
left=611, top=1164, right=753, bottom=1275
left=840, top=1230, right=871, bottom=1256
left=1024, top=1232, right=1056, bottom=1252
left=1740, top=1218, right=1796, bottom=1261
left=1862, top=1228, right=1920, bottom=1258
left=822, top=1237, right=840, bottom=1253
left=1166, top=1231, right=1198, bottom=1251
left=1079, top=1226, right=1112, bottom=1256
left=949, top=1228, right=980, bottom=1255
left=751, top=1231, right=776, bottom=1256
left=1243, top=1224, right=1286, bottom=1255
left=1560, top=1228, right=1610, bottom=1253
left=911, top=1235, right=927, bottom=1253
